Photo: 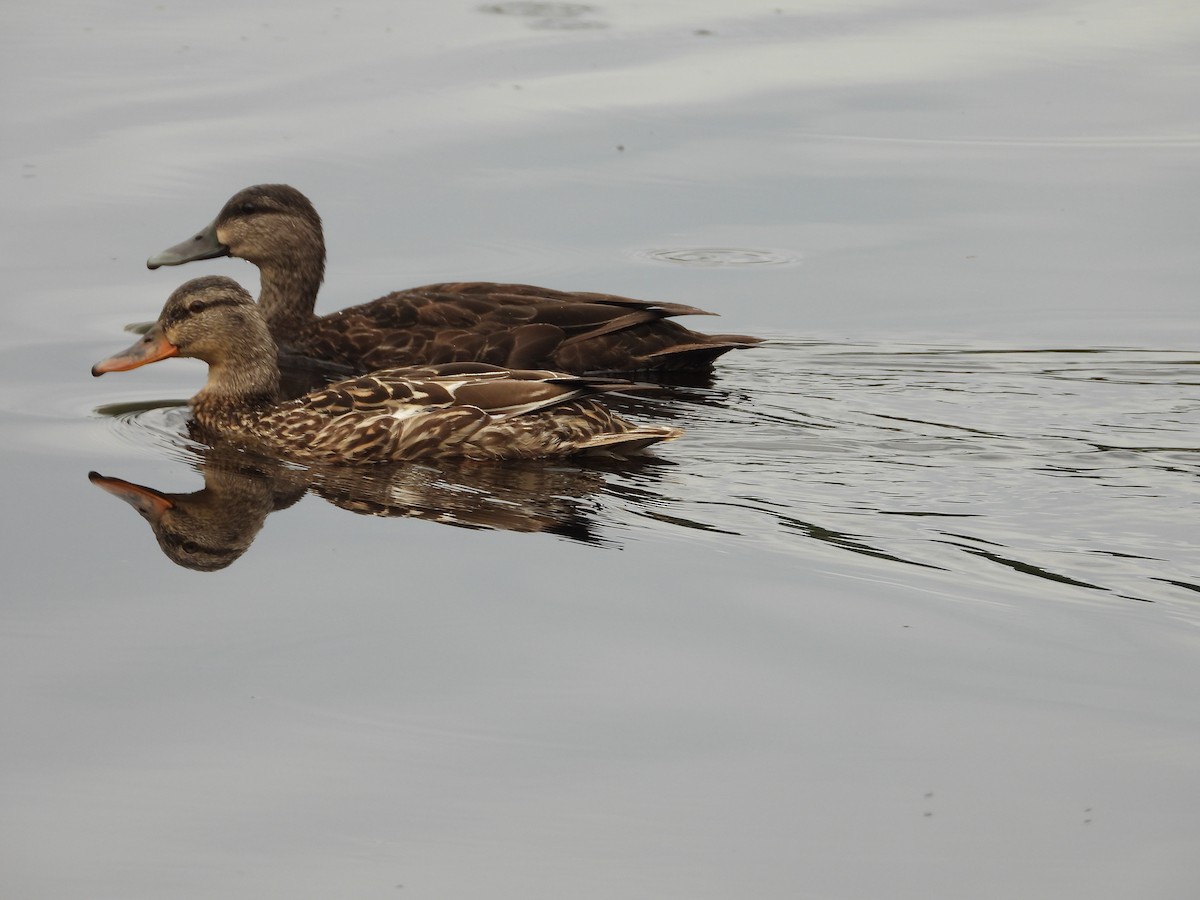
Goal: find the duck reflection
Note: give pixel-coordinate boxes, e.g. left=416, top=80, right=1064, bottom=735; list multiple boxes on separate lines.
left=90, top=444, right=624, bottom=571
left=89, top=456, right=300, bottom=572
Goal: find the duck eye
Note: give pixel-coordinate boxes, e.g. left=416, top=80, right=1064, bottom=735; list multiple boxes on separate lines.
left=240, top=202, right=257, bottom=214
left=188, top=300, right=206, bottom=314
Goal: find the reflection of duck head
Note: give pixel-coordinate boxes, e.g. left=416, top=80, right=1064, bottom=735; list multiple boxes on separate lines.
left=88, top=454, right=301, bottom=572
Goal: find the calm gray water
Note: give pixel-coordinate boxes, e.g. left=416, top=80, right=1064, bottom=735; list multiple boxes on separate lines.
left=3, top=2, right=1199, bottom=898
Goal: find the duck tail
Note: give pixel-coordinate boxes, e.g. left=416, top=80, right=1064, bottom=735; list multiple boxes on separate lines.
left=636, top=335, right=763, bottom=371
left=576, top=425, right=683, bottom=455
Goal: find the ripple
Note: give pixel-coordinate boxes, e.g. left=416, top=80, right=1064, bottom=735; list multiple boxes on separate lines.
left=477, top=2, right=605, bottom=29
left=634, top=247, right=800, bottom=267
left=598, top=341, right=1200, bottom=611
left=95, top=402, right=200, bottom=462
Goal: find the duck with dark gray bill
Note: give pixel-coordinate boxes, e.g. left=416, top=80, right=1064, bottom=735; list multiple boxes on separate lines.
left=93, top=276, right=682, bottom=463
left=147, top=184, right=761, bottom=375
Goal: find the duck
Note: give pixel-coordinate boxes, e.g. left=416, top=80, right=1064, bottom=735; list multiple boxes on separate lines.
left=146, top=184, right=761, bottom=375
left=92, top=276, right=682, bottom=463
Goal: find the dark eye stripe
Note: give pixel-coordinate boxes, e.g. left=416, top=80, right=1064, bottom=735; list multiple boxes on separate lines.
left=190, top=297, right=244, bottom=313
left=168, top=295, right=246, bottom=325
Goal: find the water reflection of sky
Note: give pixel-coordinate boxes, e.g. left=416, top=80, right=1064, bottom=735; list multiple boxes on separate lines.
left=4, top=2, right=1200, bottom=898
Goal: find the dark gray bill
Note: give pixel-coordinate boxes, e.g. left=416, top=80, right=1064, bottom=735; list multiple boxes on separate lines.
left=146, top=219, right=229, bottom=269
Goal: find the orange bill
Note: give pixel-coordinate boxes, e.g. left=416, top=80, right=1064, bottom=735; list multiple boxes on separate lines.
left=92, top=325, right=178, bottom=376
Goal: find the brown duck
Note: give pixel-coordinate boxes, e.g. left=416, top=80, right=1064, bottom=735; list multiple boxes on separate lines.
left=92, top=276, right=682, bottom=463
left=147, top=184, right=761, bottom=374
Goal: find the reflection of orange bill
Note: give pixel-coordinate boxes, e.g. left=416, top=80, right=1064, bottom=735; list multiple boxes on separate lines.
left=88, top=472, right=174, bottom=519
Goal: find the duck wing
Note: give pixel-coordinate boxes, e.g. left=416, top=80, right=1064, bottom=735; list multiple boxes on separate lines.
left=297, top=365, right=644, bottom=418
left=252, top=365, right=676, bottom=462
left=290, top=283, right=760, bottom=374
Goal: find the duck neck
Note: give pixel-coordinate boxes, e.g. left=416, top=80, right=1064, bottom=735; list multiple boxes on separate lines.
left=257, top=255, right=325, bottom=338
left=192, top=344, right=282, bottom=419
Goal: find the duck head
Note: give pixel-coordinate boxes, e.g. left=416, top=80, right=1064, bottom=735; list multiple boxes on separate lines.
left=92, top=276, right=281, bottom=408
left=146, top=183, right=324, bottom=272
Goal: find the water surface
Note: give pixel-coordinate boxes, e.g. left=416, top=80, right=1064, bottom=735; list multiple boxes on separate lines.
left=3, top=2, right=1199, bottom=898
